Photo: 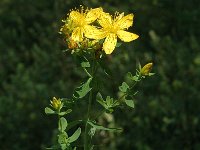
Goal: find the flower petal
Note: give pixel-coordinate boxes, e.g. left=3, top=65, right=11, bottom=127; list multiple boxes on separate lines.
left=103, top=33, right=117, bottom=54
left=71, top=27, right=84, bottom=42
left=69, top=11, right=84, bottom=25
left=85, top=7, right=103, bottom=24
left=115, top=14, right=134, bottom=29
left=117, top=30, right=139, bottom=42
left=114, top=13, right=124, bottom=22
left=98, top=12, right=112, bottom=28
left=84, top=25, right=107, bottom=40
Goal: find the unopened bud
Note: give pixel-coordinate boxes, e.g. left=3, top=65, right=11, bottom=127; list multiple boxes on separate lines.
left=50, top=97, right=62, bottom=110
left=68, top=38, right=78, bottom=49
left=140, top=63, right=153, bottom=76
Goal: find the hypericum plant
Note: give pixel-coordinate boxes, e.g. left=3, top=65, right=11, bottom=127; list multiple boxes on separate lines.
left=45, top=6, right=154, bottom=150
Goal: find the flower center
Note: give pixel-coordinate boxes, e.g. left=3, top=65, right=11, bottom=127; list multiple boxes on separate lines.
left=109, top=25, right=118, bottom=34
left=78, top=18, right=86, bottom=27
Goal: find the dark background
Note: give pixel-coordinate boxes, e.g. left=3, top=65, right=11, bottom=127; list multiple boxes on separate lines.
left=0, top=0, right=200, bottom=149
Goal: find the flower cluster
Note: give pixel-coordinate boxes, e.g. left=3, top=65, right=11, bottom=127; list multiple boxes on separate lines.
left=60, top=6, right=139, bottom=54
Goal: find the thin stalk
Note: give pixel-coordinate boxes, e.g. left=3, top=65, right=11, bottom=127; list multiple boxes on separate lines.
left=84, top=57, right=96, bottom=150
left=83, top=68, right=92, bottom=78
left=84, top=90, right=93, bottom=150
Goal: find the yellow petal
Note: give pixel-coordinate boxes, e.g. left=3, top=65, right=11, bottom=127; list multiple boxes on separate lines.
left=71, top=27, right=84, bottom=42
left=114, top=13, right=124, bottom=22
left=69, top=11, right=84, bottom=25
left=98, top=12, right=112, bottom=28
left=103, top=33, right=117, bottom=54
left=85, top=7, right=103, bottom=24
left=84, top=25, right=107, bottom=39
left=117, top=30, right=139, bottom=42
left=115, top=14, right=134, bottom=29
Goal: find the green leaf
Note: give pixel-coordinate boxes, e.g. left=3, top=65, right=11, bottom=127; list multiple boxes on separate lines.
left=88, top=121, right=122, bottom=131
left=125, top=99, right=134, bottom=108
left=81, top=61, right=90, bottom=68
left=97, top=99, right=106, bottom=108
left=73, top=78, right=92, bottom=99
left=106, top=96, right=113, bottom=106
left=96, top=92, right=103, bottom=101
left=68, top=127, right=81, bottom=143
left=59, top=117, right=68, bottom=132
left=45, top=107, right=55, bottom=114
left=131, top=76, right=139, bottom=81
left=89, top=127, right=96, bottom=137
left=149, top=73, right=155, bottom=76
left=59, top=109, right=72, bottom=116
left=127, top=72, right=139, bottom=81
left=119, top=82, right=129, bottom=92
left=60, top=144, right=67, bottom=150
left=97, top=95, right=119, bottom=113
left=96, top=92, right=106, bottom=108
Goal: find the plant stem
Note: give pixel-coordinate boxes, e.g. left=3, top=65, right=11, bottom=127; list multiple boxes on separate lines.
left=84, top=58, right=96, bottom=150
left=83, top=68, right=92, bottom=78
left=84, top=89, right=93, bottom=150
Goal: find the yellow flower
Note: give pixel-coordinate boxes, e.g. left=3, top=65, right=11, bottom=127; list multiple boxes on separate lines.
left=69, top=7, right=103, bottom=42
left=50, top=97, right=62, bottom=110
left=86, top=12, right=139, bottom=54
left=140, top=63, right=153, bottom=76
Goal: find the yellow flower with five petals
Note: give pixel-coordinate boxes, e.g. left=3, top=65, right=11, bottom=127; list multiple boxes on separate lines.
left=69, top=7, right=103, bottom=42
left=86, top=12, right=139, bottom=54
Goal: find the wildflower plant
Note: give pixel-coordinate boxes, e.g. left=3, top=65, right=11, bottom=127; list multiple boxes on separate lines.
left=45, top=6, right=154, bottom=150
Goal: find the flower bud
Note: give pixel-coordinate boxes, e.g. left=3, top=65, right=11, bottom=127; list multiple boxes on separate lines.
left=140, top=63, right=153, bottom=76
left=50, top=97, right=62, bottom=110
left=68, top=38, right=78, bottom=49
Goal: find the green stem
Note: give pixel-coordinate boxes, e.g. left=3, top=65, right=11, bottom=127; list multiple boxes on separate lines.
left=84, top=57, right=96, bottom=150
left=83, top=68, right=92, bottom=78
left=84, top=90, right=93, bottom=150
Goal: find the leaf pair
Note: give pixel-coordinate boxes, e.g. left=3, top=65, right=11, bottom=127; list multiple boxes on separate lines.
left=45, top=107, right=72, bottom=116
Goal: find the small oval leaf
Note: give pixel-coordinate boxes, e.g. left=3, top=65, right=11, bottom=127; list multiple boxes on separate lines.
left=59, top=117, right=68, bottom=132
left=45, top=107, right=55, bottom=114
left=125, top=99, right=134, bottom=108
left=68, top=127, right=81, bottom=143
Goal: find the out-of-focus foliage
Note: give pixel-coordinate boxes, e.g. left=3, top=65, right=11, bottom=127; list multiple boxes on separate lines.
left=0, top=0, right=199, bottom=150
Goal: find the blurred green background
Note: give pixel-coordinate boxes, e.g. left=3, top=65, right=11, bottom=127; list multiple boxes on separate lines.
left=0, top=0, right=200, bottom=149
